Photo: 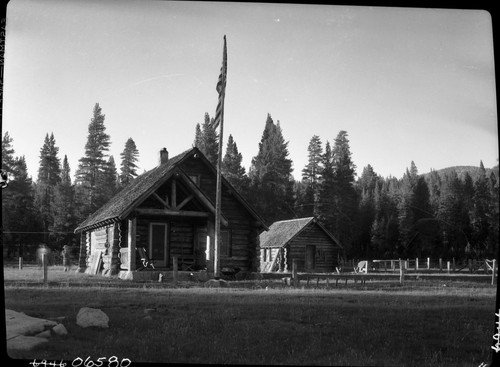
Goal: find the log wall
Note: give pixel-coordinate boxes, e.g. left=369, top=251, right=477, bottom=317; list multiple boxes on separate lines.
left=287, top=224, right=341, bottom=272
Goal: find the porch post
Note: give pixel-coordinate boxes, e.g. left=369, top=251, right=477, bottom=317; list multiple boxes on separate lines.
left=76, top=231, right=88, bottom=273
left=128, top=218, right=137, bottom=272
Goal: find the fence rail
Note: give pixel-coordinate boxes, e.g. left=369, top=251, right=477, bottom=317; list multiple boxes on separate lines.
left=340, top=258, right=497, bottom=274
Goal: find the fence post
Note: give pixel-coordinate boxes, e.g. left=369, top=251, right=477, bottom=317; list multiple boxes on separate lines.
left=292, top=259, right=298, bottom=287
left=18, top=257, right=23, bottom=270
left=492, top=259, right=496, bottom=285
left=427, top=257, right=430, bottom=270
left=439, top=258, right=442, bottom=272
left=447, top=261, right=450, bottom=274
left=416, top=258, right=419, bottom=271
left=173, top=255, right=178, bottom=283
left=42, top=253, right=48, bottom=285
left=399, top=259, right=404, bottom=284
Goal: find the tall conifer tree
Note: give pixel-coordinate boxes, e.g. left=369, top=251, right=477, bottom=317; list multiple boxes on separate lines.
left=316, top=141, right=335, bottom=228
left=35, top=133, right=61, bottom=241
left=248, top=114, right=294, bottom=223
left=75, top=103, right=111, bottom=219
left=52, top=155, right=77, bottom=247
left=119, top=138, right=139, bottom=188
left=221, top=134, right=248, bottom=195
left=2, top=132, right=16, bottom=174
left=331, top=131, right=358, bottom=255
left=299, top=135, right=323, bottom=216
left=471, top=161, right=492, bottom=256
left=3, top=155, right=41, bottom=247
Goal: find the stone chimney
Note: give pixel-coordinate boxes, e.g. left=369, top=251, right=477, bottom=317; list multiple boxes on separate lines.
left=159, top=148, right=169, bottom=165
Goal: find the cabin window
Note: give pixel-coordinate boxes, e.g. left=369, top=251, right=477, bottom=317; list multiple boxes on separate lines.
left=220, top=230, right=232, bottom=258
left=263, top=248, right=267, bottom=262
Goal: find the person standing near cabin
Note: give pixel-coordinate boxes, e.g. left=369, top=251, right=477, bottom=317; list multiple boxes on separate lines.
left=61, top=245, right=71, bottom=272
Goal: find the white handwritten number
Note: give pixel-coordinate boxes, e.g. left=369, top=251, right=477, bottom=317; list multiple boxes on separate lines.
left=71, top=357, right=131, bottom=367
left=492, top=310, right=500, bottom=353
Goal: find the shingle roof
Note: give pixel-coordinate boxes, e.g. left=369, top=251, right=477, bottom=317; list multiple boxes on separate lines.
left=75, top=147, right=268, bottom=233
left=75, top=148, right=193, bottom=232
left=259, top=217, right=341, bottom=248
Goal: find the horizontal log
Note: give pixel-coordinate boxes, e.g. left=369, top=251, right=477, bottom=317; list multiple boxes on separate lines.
left=135, top=208, right=210, bottom=218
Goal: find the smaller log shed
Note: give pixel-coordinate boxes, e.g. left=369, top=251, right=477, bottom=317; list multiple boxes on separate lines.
left=260, top=217, right=343, bottom=273
left=74, top=147, right=267, bottom=279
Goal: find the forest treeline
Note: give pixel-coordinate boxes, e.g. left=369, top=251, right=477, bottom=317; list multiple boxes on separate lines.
left=2, top=103, right=499, bottom=260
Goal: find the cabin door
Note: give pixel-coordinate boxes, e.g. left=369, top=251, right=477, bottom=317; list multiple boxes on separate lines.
left=150, top=223, right=168, bottom=267
left=305, top=245, right=316, bottom=272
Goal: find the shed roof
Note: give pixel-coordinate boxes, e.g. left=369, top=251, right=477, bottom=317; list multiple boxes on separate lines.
left=75, top=147, right=267, bottom=232
left=259, top=217, right=342, bottom=248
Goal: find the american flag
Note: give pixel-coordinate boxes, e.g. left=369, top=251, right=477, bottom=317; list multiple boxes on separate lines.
left=211, top=36, right=227, bottom=130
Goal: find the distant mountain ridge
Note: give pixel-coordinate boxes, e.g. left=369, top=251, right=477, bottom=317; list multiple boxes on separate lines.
left=422, top=165, right=499, bottom=181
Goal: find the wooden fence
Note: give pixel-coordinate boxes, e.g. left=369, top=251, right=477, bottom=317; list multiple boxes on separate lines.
left=286, top=258, right=498, bottom=287
left=340, top=258, right=497, bottom=274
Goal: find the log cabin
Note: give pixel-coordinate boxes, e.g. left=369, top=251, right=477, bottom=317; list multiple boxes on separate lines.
left=260, top=217, right=342, bottom=273
left=74, top=147, right=268, bottom=280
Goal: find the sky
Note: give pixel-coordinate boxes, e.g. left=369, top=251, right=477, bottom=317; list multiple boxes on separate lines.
left=3, top=0, right=498, bottom=182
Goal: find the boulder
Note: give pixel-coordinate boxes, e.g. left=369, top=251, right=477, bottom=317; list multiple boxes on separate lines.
left=76, top=307, right=109, bottom=328
left=52, top=323, right=68, bottom=336
left=7, top=335, right=48, bottom=352
left=5, top=309, right=57, bottom=339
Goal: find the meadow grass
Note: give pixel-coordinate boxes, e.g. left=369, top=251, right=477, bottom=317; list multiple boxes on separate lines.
left=3, top=266, right=497, bottom=366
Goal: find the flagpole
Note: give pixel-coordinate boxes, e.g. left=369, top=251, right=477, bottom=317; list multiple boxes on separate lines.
left=214, top=35, right=227, bottom=280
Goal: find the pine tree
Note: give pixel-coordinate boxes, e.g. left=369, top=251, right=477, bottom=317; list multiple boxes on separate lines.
left=371, top=177, right=401, bottom=258
left=316, top=141, right=335, bottom=229
left=330, top=131, right=358, bottom=256
left=248, top=114, right=295, bottom=223
left=119, top=138, right=139, bottom=188
left=356, top=165, right=379, bottom=257
left=99, top=156, right=118, bottom=205
left=300, top=135, right=323, bottom=216
left=196, top=113, right=219, bottom=166
left=426, top=169, right=442, bottom=215
left=75, top=103, right=111, bottom=219
left=398, top=162, right=436, bottom=258
left=193, top=123, right=203, bottom=149
left=221, top=134, right=248, bottom=195
left=471, top=161, right=492, bottom=257
left=2, top=155, right=42, bottom=248
left=52, top=155, right=77, bottom=248
left=34, top=133, right=61, bottom=242
left=398, top=162, right=419, bottom=255
left=2, top=132, right=16, bottom=174
left=488, top=170, right=499, bottom=257
left=437, top=171, right=472, bottom=258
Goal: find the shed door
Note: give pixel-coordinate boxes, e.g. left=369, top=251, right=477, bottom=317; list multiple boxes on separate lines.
left=305, top=245, right=316, bottom=272
left=150, top=223, right=168, bottom=267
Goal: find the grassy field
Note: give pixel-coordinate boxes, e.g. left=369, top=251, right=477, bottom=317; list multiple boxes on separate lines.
left=3, top=266, right=498, bottom=366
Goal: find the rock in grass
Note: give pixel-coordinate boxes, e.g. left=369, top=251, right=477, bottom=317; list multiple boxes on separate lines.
left=5, top=309, right=58, bottom=339
left=76, top=307, right=109, bottom=328
left=7, top=335, right=49, bottom=352
left=52, top=323, right=68, bottom=336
